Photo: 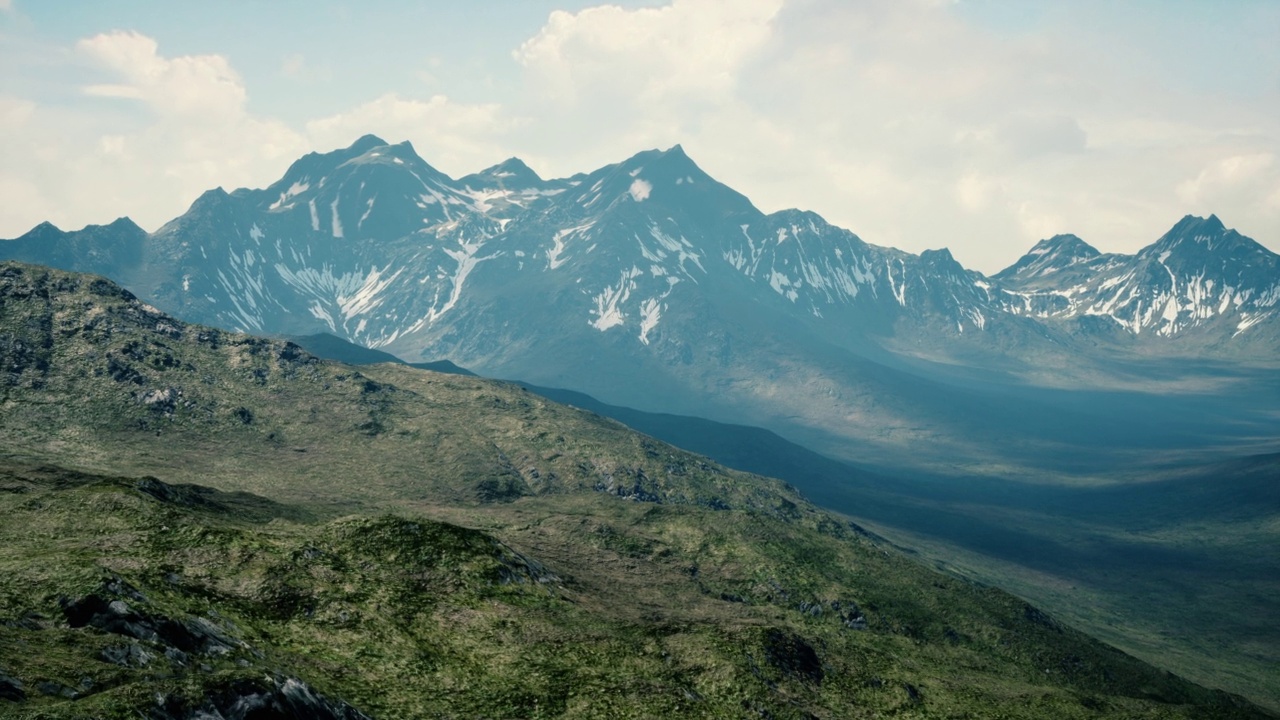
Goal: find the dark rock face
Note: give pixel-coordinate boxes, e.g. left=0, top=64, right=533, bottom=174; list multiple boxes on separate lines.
left=101, top=642, right=156, bottom=668
left=0, top=671, right=25, bottom=702
left=40, top=576, right=372, bottom=717
left=150, top=675, right=372, bottom=720
left=59, top=579, right=240, bottom=656
left=763, top=628, right=824, bottom=685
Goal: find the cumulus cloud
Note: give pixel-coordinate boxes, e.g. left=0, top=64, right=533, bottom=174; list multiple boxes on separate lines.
left=516, top=0, right=783, bottom=106
left=1177, top=153, right=1276, bottom=205
left=0, top=33, right=306, bottom=238
left=503, top=0, right=1279, bottom=270
left=77, top=31, right=247, bottom=120
left=508, top=0, right=784, bottom=170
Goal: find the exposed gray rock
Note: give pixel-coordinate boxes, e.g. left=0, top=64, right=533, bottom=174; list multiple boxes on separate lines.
left=0, top=671, right=24, bottom=702
left=150, top=675, right=371, bottom=720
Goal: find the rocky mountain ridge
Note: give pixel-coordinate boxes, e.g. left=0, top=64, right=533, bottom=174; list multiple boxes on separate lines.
left=3, top=136, right=1277, bottom=475
left=6, top=135, right=1275, bottom=354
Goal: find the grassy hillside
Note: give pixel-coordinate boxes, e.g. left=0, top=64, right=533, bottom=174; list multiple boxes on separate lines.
left=286, top=333, right=1280, bottom=712
left=0, top=261, right=1272, bottom=718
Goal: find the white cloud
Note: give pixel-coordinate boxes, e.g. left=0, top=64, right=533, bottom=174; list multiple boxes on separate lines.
left=77, top=31, right=247, bottom=120
left=502, top=0, right=1279, bottom=271
left=0, top=33, right=307, bottom=238
left=956, top=172, right=1000, bottom=213
left=507, top=0, right=784, bottom=172
left=516, top=0, right=783, bottom=106
left=1177, top=153, right=1276, bottom=205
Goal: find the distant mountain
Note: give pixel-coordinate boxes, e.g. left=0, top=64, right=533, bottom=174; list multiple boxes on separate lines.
left=994, top=215, right=1280, bottom=345
left=2, top=136, right=1277, bottom=477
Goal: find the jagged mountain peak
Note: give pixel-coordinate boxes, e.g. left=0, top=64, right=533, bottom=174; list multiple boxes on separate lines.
left=281, top=136, right=386, bottom=176
left=1168, top=213, right=1225, bottom=237
left=1147, top=214, right=1234, bottom=254
left=458, top=156, right=544, bottom=190
left=12, top=217, right=144, bottom=243
left=349, top=133, right=390, bottom=153
left=995, top=233, right=1101, bottom=281
left=173, top=187, right=234, bottom=220
left=193, top=186, right=231, bottom=203
left=755, top=208, right=866, bottom=248
left=13, top=221, right=63, bottom=241
left=263, top=137, right=447, bottom=205
left=1034, top=233, right=1099, bottom=256
left=1136, top=216, right=1280, bottom=281
left=153, top=187, right=244, bottom=241
left=491, top=156, right=539, bottom=177
left=919, top=247, right=959, bottom=265
left=990, top=214, right=1280, bottom=340
left=590, top=145, right=761, bottom=231
left=102, top=216, right=146, bottom=234
left=625, top=143, right=702, bottom=179
left=341, top=138, right=440, bottom=173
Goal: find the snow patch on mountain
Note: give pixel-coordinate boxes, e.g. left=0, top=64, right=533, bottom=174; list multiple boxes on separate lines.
left=886, top=261, right=908, bottom=306
left=638, top=296, right=664, bottom=344
left=330, top=198, right=344, bottom=238
left=648, top=225, right=705, bottom=280
left=269, top=181, right=309, bottom=211
left=422, top=236, right=496, bottom=326
left=590, top=269, right=639, bottom=331
left=338, top=266, right=401, bottom=319
left=547, top=222, right=595, bottom=270
left=769, top=270, right=799, bottom=302
left=359, top=198, right=376, bottom=231
left=628, top=179, right=652, bottom=202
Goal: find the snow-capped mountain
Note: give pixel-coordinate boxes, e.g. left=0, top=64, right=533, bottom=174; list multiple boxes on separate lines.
left=107, top=137, right=1004, bottom=353
left=992, top=215, right=1280, bottom=340
left=3, top=135, right=1277, bottom=474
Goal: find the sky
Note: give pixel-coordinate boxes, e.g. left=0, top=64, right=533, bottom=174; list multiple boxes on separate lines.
left=1, top=0, right=1277, bottom=273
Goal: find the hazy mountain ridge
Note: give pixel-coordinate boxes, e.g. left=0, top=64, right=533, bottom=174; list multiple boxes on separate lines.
left=993, top=215, right=1280, bottom=342
left=5, top=135, right=1277, bottom=482
left=6, top=136, right=1275, bottom=358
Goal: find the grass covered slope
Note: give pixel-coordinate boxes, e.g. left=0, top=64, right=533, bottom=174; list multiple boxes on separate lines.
left=0, top=260, right=1272, bottom=718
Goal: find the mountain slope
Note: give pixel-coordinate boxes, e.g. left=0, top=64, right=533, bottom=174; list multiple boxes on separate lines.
left=1, top=260, right=1273, bottom=718
left=285, top=331, right=1280, bottom=714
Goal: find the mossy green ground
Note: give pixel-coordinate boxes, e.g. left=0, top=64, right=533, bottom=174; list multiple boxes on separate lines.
left=0, top=261, right=1272, bottom=718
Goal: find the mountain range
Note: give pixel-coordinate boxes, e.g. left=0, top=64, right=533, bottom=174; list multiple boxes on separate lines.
left=3, top=135, right=1277, bottom=479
